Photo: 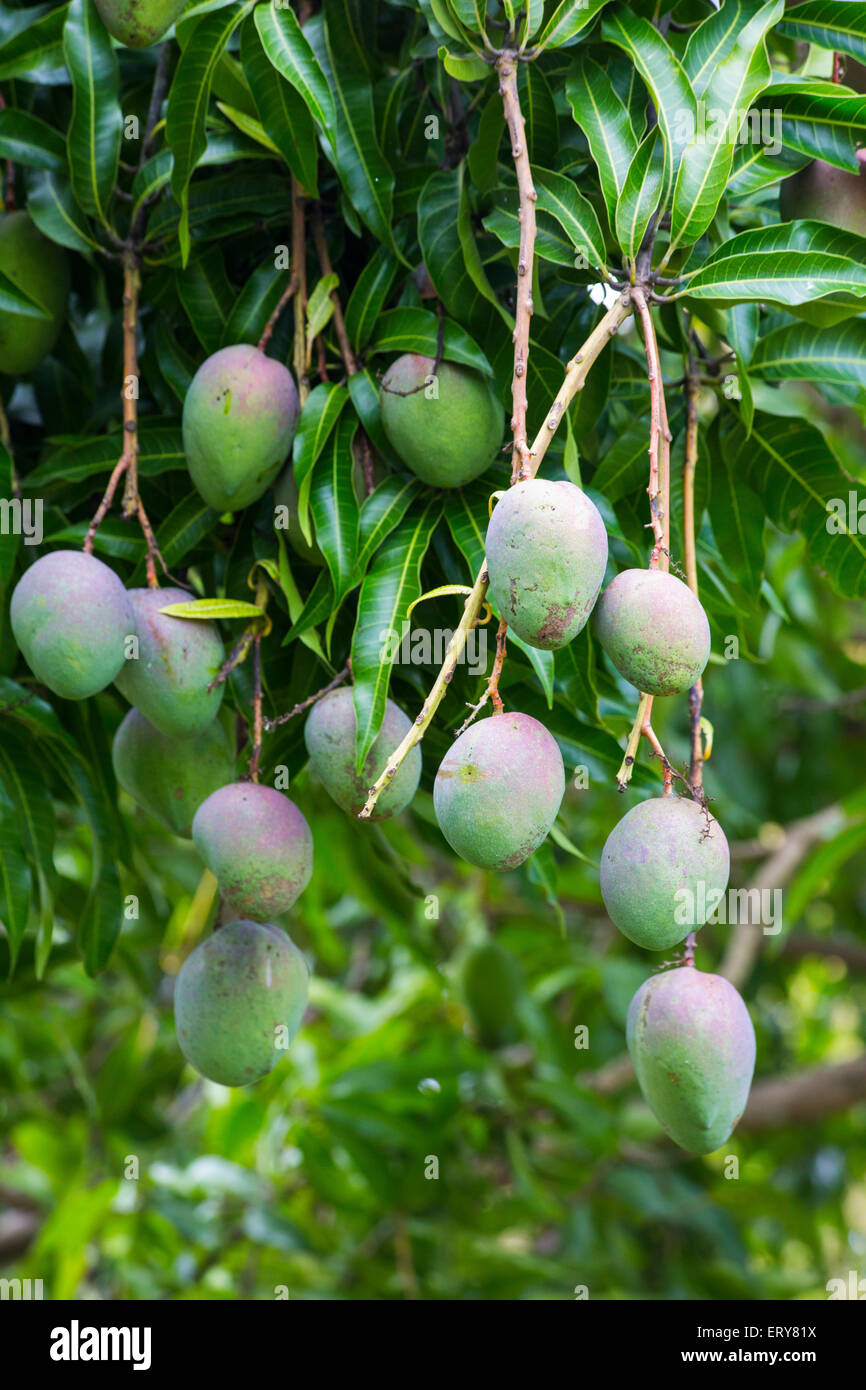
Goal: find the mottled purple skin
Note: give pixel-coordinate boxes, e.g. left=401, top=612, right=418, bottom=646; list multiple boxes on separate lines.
left=485, top=478, right=608, bottom=650
left=174, top=920, right=310, bottom=1087
left=600, top=796, right=729, bottom=951
left=10, top=550, right=134, bottom=699
left=112, top=707, right=235, bottom=837
left=304, top=688, right=421, bottom=819
left=192, top=782, right=313, bottom=920
left=434, top=713, right=565, bottom=870
left=183, top=345, right=300, bottom=512
left=114, top=587, right=224, bottom=738
left=626, top=966, right=756, bottom=1154
left=380, top=354, right=504, bottom=487
left=594, top=568, right=710, bottom=696
left=780, top=160, right=866, bottom=239
left=94, top=0, right=188, bottom=49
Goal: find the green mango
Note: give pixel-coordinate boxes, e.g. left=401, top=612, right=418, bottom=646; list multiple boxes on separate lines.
left=112, top=707, right=234, bottom=837
left=192, top=782, right=313, bottom=921
left=174, top=920, right=309, bottom=1086
left=600, top=795, right=730, bottom=951
left=10, top=550, right=134, bottom=700
left=114, top=587, right=224, bottom=738
left=594, top=568, right=710, bottom=696
left=380, top=354, right=504, bottom=488
left=0, top=212, right=69, bottom=375
left=486, top=478, right=608, bottom=650
left=304, top=687, right=421, bottom=820
left=433, top=712, right=565, bottom=870
left=461, top=939, right=522, bottom=1046
left=183, top=345, right=299, bottom=512
left=627, top=965, right=756, bottom=1154
left=93, top=0, right=188, bottom=48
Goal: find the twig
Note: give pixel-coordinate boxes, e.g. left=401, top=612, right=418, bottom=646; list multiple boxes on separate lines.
left=614, top=691, right=674, bottom=793
left=291, top=177, right=310, bottom=407
left=257, top=272, right=299, bottom=354
left=264, top=662, right=351, bottom=730
left=249, top=633, right=263, bottom=783
left=207, top=625, right=257, bottom=693
left=456, top=617, right=507, bottom=733
left=632, top=286, right=671, bottom=572
left=683, top=352, right=705, bottom=792
left=311, top=205, right=357, bottom=376
left=496, top=51, right=536, bottom=484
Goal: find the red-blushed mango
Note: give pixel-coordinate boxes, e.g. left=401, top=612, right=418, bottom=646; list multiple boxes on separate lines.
left=626, top=964, right=756, bottom=1154
left=594, top=568, right=710, bottom=696
left=174, top=919, right=310, bottom=1086
left=485, top=478, right=608, bottom=650
left=0, top=212, right=69, bottom=375
left=600, top=795, right=729, bottom=951
left=112, top=708, right=234, bottom=837
left=380, top=354, right=504, bottom=487
left=192, top=782, right=313, bottom=920
left=433, top=712, right=565, bottom=869
left=780, top=159, right=866, bottom=239
left=183, top=345, right=299, bottom=512
left=94, top=0, right=188, bottom=48
left=304, top=687, right=421, bottom=820
left=114, top=587, right=224, bottom=738
left=10, top=550, right=134, bottom=699
left=461, top=939, right=523, bottom=1046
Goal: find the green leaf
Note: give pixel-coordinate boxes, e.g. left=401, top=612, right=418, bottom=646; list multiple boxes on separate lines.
left=418, top=167, right=504, bottom=342
left=157, top=599, right=264, bottom=622
left=615, top=127, right=666, bottom=261
left=589, top=421, right=652, bottom=503
left=751, top=318, right=866, bottom=389
left=62, top=0, right=122, bottom=228
left=310, top=414, right=361, bottom=606
left=0, top=109, right=66, bottom=172
left=534, top=0, right=610, bottom=52
left=293, top=383, right=350, bottom=543
left=351, top=498, right=442, bottom=769
left=27, top=171, right=102, bottom=254
left=27, top=426, right=185, bottom=489
left=254, top=0, right=336, bottom=133
left=769, top=81, right=866, bottom=172
left=306, top=272, right=340, bottom=349
left=240, top=17, right=319, bottom=195
left=532, top=166, right=607, bottom=270
left=368, top=307, right=493, bottom=375
left=130, top=493, right=221, bottom=584
left=785, top=818, right=866, bottom=926
left=0, top=741, right=55, bottom=976
left=0, top=789, right=32, bottom=976
left=566, top=55, right=638, bottom=227
left=467, top=94, right=505, bottom=198
left=356, top=477, right=425, bottom=575
left=778, top=1, right=866, bottom=65
left=0, top=268, right=52, bottom=319
left=344, top=246, right=399, bottom=353
left=176, top=247, right=232, bottom=354
left=0, top=3, right=68, bottom=81
left=709, top=420, right=765, bottom=591
left=166, top=1, right=255, bottom=264
left=222, top=257, right=291, bottom=348
left=685, top=220, right=866, bottom=307
left=518, top=62, right=559, bottom=168
left=440, top=48, right=490, bottom=83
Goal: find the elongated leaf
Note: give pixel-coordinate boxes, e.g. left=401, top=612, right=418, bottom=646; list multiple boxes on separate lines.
left=130, top=493, right=220, bottom=584
left=310, top=414, right=361, bottom=606
left=0, top=3, right=68, bottom=81
left=0, top=789, right=31, bottom=975
left=533, top=166, right=607, bottom=270
left=518, top=62, right=559, bottom=168
left=222, top=257, right=290, bottom=348
left=0, top=741, right=55, bottom=975
left=28, top=426, right=185, bottom=488
left=778, top=1, right=866, bottom=64
left=356, top=477, right=424, bottom=575
left=27, top=171, right=101, bottom=253
left=241, top=18, right=318, bottom=195
left=351, top=498, right=442, bottom=769
left=534, top=0, right=610, bottom=51
left=254, top=0, right=335, bottom=133
left=484, top=187, right=577, bottom=267
left=418, top=168, right=504, bottom=342
left=709, top=426, right=765, bottom=591
left=63, top=0, right=122, bottom=227
left=0, top=109, right=65, bottom=172
left=368, top=307, right=493, bottom=375
left=685, top=219, right=866, bottom=306
left=769, top=82, right=866, bottom=171
left=0, top=269, right=52, bottom=319
left=566, top=56, right=638, bottom=226
left=751, top=319, right=866, bottom=389
left=615, top=127, right=665, bottom=261
left=293, top=383, right=350, bottom=542
left=176, top=247, right=232, bottom=354
left=344, top=246, right=399, bottom=353
left=160, top=599, right=264, bottom=621
left=440, top=49, right=490, bottom=84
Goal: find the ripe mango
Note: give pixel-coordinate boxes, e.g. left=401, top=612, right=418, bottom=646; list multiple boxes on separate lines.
left=380, top=354, right=504, bottom=487
left=114, top=587, right=224, bottom=738
left=626, top=965, right=756, bottom=1154
left=600, top=795, right=729, bottom=951
left=594, top=568, right=710, bottom=696
left=0, top=211, right=69, bottom=375
left=485, top=478, right=608, bottom=649
left=94, top=0, right=188, bottom=48
left=10, top=550, right=134, bottom=699
left=192, top=782, right=313, bottom=920
left=112, top=707, right=234, bottom=837
left=304, top=687, right=421, bottom=820
left=433, top=712, right=565, bottom=869
left=174, top=919, right=310, bottom=1087
left=183, top=345, right=299, bottom=512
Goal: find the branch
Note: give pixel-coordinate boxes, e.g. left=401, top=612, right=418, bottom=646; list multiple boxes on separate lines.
left=264, top=661, right=351, bottom=730
left=291, top=177, right=310, bottom=407
left=683, top=342, right=705, bottom=793
left=632, top=286, right=671, bottom=572
left=311, top=204, right=357, bottom=376
left=739, top=1054, right=866, bottom=1131
left=496, top=50, right=536, bottom=484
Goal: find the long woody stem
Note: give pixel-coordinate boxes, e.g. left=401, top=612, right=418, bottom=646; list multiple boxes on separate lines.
left=496, top=51, right=536, bottom=484
left=683, top=350, right=705, bottom=792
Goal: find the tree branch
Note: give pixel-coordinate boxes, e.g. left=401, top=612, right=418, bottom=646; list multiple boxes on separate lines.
left=496, top=50, right=536, bottom=484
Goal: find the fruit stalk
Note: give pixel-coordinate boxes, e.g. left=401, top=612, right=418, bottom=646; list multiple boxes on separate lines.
left=683, top=359, right=705, bottom=791
left=496, top=50, right=536, bottom=484
left=264, top=661, right=351, bottom=731
left=358, top=293, right=633, bottom=820
left=632, top=286, right=671, bottom=573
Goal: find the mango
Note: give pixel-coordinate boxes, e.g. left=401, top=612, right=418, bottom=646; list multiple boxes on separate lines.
left=192, top=781, right=313, bottom=920
left=93, top=0, right=188, bottom=48
left=174, top=919, right=309, bottom=1086
left=626, top=965, right=756, bottom=1154
left=0, top=211, right=69, bottom=375
left=183, top=345, right=299, bottom=512
left=304, top=687, right=421, bottom=819
left=112, top=707, right=234, bottom=837
left=485, top=478, right=608, bottom=649
left=600, top=795, right=729, bottom=951
left=380, top=354, right=504, bottom=487
left=433, top=712, right=565, bottom=869
left=10, top=550, right=134, bottom=699
left=462, top=939, right=522, bottom=1045
left=114, top=586, right=224, bottom=738
left=594, top=568, right=710, bottom=696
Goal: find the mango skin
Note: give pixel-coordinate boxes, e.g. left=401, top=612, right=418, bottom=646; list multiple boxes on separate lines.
left=192, top=782, right=313, bottom=920
left=434, top=712, right=565, bottom=870
left=780, top=160, right=866, bottom=239
left=486, top=478, right=608, bottom=650
left=10, top=550, right=134, bottom=700
left=462, top=939, right=522, bottom=1046
left=174, top=919, right=310, bottom=1087
left=600, top=795, right=729, bottom=951
left=304, top=688, right=421, bottom=820
left=114, top=587, right=224, bottom=738
left=112, top=707, right=235, bottom=837
left=94, top=0, right=188, bottom=48
left=626, top=965, right=756, bottom=1154
left=594, top=568, right=710, bottom=696
left=183, top=345, right=300, bottom=512
left=380, top=354, right=504, bottom=488
left=0, top=212, right=69, bottom=375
